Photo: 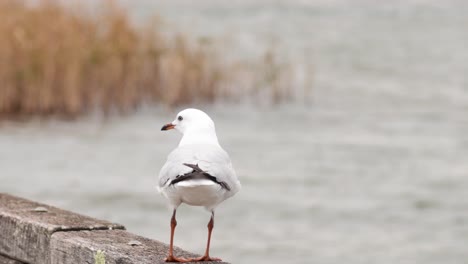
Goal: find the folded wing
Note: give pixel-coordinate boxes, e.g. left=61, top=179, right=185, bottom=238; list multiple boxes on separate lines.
left=158, top=144, right=241, bottom=197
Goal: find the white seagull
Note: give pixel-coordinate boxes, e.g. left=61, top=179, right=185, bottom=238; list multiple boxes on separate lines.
left=158, top=108, right=241, bottom=262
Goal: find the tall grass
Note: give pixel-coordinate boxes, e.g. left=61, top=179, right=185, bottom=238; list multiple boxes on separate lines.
left=0, top=0, right=299, bottom=119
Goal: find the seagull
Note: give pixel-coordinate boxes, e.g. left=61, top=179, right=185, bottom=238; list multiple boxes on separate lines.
left=158, top=108, right=241, bottom=262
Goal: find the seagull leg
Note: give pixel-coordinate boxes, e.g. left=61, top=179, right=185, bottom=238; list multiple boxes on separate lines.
left=165, top=209, right=190, bottom=262
left=189, top=211, right=222, bottom=262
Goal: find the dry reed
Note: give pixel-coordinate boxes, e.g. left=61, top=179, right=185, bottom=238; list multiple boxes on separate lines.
left=0, top=0, right=298, bottom=119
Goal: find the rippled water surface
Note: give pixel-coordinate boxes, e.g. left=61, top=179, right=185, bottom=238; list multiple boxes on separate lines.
left=1, top=1, right=468, bottom=264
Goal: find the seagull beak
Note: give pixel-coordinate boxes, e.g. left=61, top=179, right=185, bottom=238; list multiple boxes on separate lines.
left=161, top=123, right=175, bottom=131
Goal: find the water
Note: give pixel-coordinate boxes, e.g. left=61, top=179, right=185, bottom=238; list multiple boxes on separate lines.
left=1, top=1, right=468, bottom=263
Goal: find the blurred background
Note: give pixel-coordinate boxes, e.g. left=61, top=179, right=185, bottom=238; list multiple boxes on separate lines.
left=1, top=1, right=467, bottom=263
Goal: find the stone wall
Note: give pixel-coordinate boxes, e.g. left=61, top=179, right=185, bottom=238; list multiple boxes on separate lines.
left=0, top=193, right=227, bottom=264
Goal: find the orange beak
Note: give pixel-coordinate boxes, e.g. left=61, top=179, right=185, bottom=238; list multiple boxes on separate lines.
left=161, top=123, right=175, bottom=131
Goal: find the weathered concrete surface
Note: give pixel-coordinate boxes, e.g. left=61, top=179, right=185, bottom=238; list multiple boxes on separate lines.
left=0, top=193, right=124, bottom=231
left=0, top=193, right=230, bottom=264
left=51, top=230, right=227, bottom=264
left=0, top=193, right=124, bottom=263
left=0, top=254, right=24, bottom=264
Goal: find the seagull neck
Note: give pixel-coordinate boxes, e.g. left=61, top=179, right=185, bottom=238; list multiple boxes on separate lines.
left=179, top=129, right=220, bottom=147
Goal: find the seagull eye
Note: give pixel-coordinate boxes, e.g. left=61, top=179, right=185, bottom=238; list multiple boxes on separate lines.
left=178, top=116, right=183, bottom=121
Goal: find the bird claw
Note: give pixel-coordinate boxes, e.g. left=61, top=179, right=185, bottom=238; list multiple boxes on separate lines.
left=188, top=256, right=222, bottom=262
left=165, top=255, right=191, bottom=262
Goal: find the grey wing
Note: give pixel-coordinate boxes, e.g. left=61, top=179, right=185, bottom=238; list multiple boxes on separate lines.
left=158, top=148, right=193, bottom=189
left=196, top=147, right=241, bottom=195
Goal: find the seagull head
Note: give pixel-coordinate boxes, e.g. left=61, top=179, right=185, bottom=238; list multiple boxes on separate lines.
left=161, top=108, right=216, bottom=135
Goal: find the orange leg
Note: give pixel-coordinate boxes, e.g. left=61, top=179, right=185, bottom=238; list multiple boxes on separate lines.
left=189, top=211, right=221, bottom=262
left=165, top=210, right=190, bottom=262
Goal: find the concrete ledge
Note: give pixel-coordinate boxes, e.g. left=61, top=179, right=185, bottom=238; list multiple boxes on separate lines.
left=51, top=230, right=198, bottom=264
left=0, top=253, right=24, bottom=264
left=0, top=193, right=228, bottom=264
